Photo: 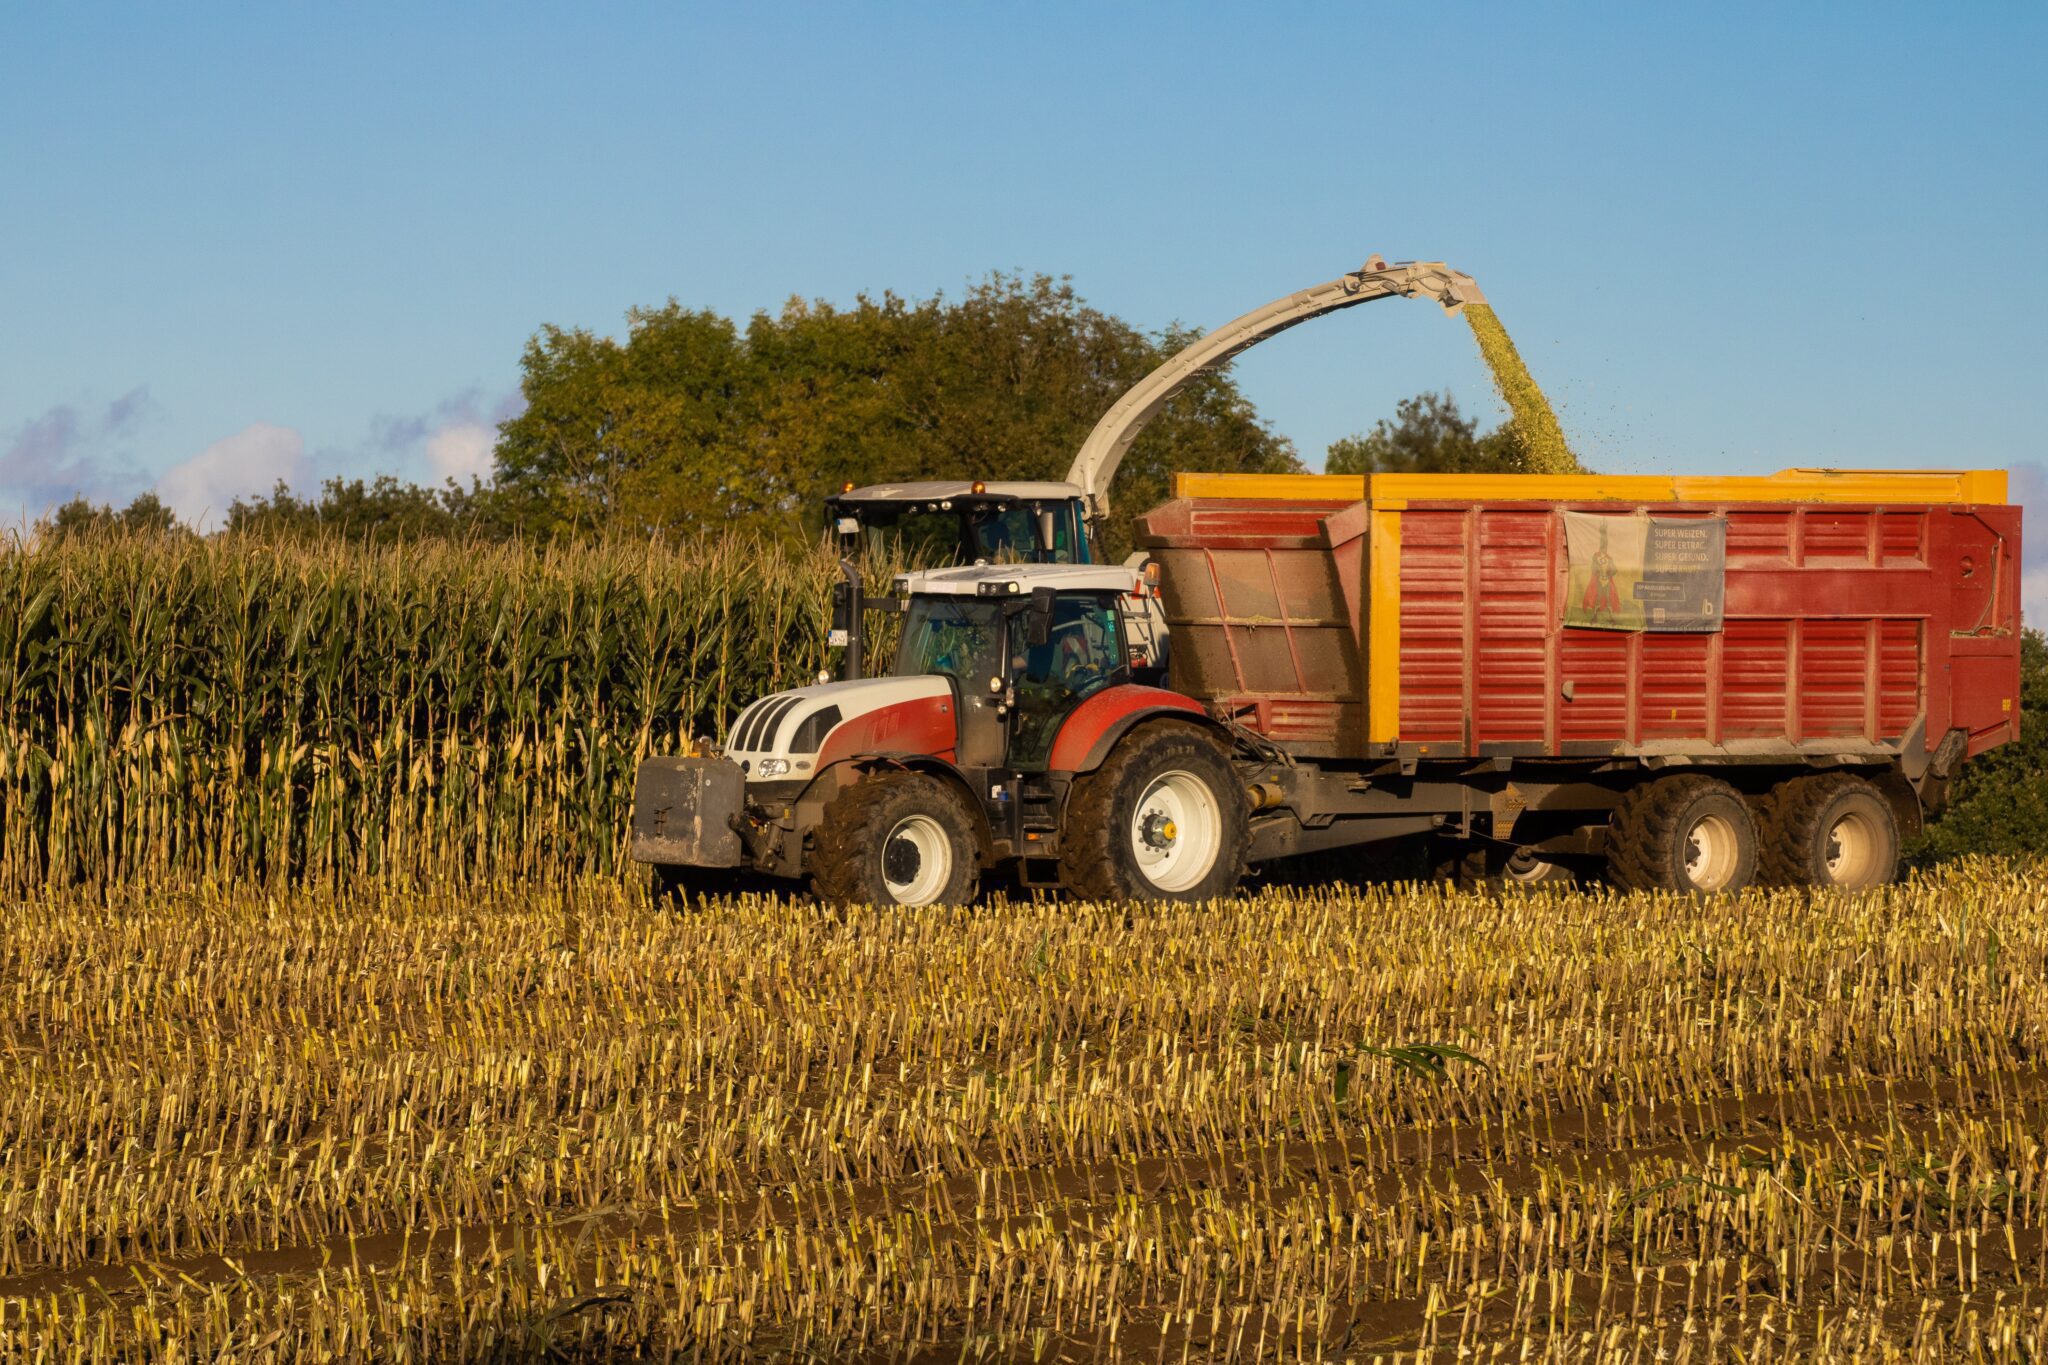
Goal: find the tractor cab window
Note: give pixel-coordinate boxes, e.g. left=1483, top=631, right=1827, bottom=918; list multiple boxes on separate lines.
left=1009, top=593, right=1126, bottom=768
left=894, top=598, right=1005, bottom=692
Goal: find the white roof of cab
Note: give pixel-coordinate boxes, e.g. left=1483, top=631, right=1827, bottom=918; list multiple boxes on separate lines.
left=832, top=480, right=1083, bottom=503
left=900, top=562, right=1142, bottom=596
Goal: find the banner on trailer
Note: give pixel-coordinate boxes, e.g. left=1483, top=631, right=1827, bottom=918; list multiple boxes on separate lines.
left=1561, top=511, right=1725, bottom=632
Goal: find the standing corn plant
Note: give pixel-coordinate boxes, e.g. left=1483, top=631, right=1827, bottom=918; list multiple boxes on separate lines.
left=0, top=528, right=866, bottom=890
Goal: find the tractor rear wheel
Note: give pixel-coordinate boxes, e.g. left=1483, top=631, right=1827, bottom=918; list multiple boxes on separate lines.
left=1758, top=773, right=1900, bottom=891
left=1606, top=773, right=1759, bottom=895
left=1059, top=724, right=1248, bottom=903
left=811, top=771, right=981, bottom=907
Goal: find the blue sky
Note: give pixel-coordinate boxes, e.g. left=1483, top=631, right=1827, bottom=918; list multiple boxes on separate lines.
left=3, top=3, right=2043, bottom=610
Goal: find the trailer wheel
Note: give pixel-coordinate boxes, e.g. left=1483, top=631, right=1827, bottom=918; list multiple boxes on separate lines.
left=1759, top=773, right=1899, bottom=891
left=811, top=771, right=980, bottom=907
left=1606, top=773, right=1759, bottom=895
left=1432, top=841, right=1578, bottom=891
left=1060, top=725, right=1247, bottom=903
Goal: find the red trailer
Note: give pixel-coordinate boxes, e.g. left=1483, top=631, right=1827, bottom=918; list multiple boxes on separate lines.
left=1139, top=469, right=2022, bottom=892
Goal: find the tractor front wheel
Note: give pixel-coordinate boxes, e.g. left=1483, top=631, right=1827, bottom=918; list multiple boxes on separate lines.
left=811, top=771, right=981, bottom=907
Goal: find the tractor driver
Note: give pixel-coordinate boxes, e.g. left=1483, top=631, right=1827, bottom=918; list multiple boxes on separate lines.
left=1009, top=595, right=1122, bottom=764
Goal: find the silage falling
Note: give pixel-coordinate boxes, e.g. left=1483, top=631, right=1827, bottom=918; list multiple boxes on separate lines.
left=1464, top=301, right=1584, bottom=474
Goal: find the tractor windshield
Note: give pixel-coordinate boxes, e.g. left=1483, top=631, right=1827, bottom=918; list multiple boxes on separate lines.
left=894, top=598, right=1005, bottom=692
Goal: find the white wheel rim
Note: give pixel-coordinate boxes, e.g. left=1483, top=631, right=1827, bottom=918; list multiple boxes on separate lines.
left=1129, top=770, right=1223, bottom=894
left=881, top=814, right=952, bottom=905
left=1824, top=810, right=1880, bottom=887
left=1505, top=850, right=1559, bottom=884
left=1682, top=812, right=1741, bottom=891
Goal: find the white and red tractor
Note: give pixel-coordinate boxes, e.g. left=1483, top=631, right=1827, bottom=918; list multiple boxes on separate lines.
left=629, top=562, right=1249, bottom=905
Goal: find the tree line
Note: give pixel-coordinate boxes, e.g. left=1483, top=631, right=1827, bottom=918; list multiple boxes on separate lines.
left=48, top=273, right=1531, bottom=556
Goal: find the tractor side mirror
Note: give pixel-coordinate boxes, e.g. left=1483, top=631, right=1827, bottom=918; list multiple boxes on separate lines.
left=1025, top=586, right=1056, bottom=646
left=1034, top=508, right=1058, bottom=554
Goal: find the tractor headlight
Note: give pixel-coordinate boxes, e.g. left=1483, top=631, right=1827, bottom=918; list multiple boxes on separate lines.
left=754, top=758, right=791, bottom=778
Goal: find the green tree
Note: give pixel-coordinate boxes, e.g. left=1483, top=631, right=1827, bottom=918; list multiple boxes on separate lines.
left=1914, top=629, right=2048, bottom=863
left=1325, top=391, right=1524, bottom=476
left=494, top=274, right=1301, bottom=552
left=494, top=305, right=757, bottom=539
left=44, top=491, right=186, bottom=539
left=224, top=475, right=506, bottom=544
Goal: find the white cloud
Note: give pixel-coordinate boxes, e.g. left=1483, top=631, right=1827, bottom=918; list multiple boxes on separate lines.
left=2025, top=563, right=2046, bottom=637
left=155, top=423, right=310, bottom=531
left=424, top=421, right=497, bottom=483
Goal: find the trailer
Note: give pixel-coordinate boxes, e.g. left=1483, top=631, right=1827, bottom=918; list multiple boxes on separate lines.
left=1140, top=468, right=2022, bottom=891
left=630, top=466, right=2020, bottom=903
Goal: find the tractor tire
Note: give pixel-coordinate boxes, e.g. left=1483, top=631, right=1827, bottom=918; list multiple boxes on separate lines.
left=810, top=770, right=980, bottom=907
left=1433, top=841, right=1580, bottom=892
left=1606, top=773, right=1759, bottom=895
left=1758, top=772, right=1900, bottom=891
left=1059, top=724, right=1248, bottom=903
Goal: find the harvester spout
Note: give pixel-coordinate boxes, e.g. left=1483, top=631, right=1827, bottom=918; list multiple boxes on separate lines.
left=1064, top=257, right=1484, bottom=520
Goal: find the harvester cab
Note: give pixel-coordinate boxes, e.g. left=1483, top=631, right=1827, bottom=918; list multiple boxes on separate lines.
left=824, top=480, right=1091, bottom=565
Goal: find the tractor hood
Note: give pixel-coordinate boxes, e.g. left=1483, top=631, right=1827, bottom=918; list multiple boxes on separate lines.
left=723, top=675, right=955, bottom=778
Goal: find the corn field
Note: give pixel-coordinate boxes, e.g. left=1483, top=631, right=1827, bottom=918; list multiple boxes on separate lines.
left=0, top=531, right=869, bottom=889
left=5, top=865, right=2048, bottom=1360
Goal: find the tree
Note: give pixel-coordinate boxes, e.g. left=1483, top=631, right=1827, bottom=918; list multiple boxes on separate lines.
left=1325, top=391, right=1523, bottom=476
left=43, top=491, right=186, bottom=539
left=494, top=274, right=1302, bottom=552
left=493, top=306, right=757, bottom=539
left=225, top=476, right=506, bottom=544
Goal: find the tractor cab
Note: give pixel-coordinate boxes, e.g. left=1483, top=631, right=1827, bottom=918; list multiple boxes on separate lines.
left=888, top=563, right=1137, bottom=772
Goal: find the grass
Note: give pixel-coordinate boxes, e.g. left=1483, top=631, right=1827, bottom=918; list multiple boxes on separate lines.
left=5, top=863, right=2048, bottom=1360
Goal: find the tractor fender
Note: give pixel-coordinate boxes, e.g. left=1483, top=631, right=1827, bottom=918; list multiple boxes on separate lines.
left=1048, top=685, right=1214, bottom=774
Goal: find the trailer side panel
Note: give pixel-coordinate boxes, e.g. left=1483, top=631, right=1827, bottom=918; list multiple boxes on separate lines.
left=1139, top=475, right=2023, bottom=766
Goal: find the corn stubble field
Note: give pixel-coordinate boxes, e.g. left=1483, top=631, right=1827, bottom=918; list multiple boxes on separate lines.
left=5, top=533, right=2046, bottom=1359
left=6, top=864, right=2048, bottom=1362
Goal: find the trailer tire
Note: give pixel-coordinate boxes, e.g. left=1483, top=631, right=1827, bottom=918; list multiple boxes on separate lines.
left=811, top=771, right=980, bottom=907
left=1758, top=773, right=1899, bottom=891
left=1606, top=773, right=1759, bottom=895
left=1059, top=724, right=1247, bottom=903
left=1431, top=841, right=1578, bottom=892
